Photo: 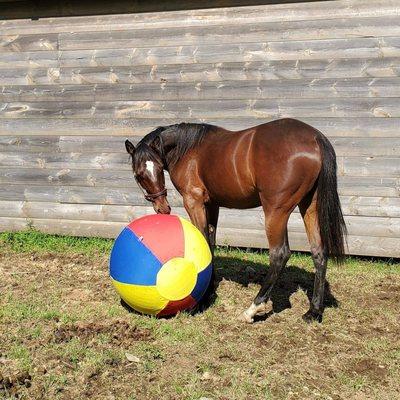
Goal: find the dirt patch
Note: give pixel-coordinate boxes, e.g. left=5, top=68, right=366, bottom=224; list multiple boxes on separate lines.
left=375, top=282, right=400, bottom=302
left=53, top=320, right=152, bottom=345
left=350, top=358, right=388, bottom=381
left=0, top=371, right=32, bottom=396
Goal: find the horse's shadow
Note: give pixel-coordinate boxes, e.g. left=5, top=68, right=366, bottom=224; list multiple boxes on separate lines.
left=214, top=255, right=339, bottom=316
left=121, top=254, right=338, bottom=318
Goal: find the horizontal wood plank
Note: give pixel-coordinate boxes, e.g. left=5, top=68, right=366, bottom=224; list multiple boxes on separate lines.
left=0, top=216, right=397, bottom=257
left=341, top=156, right=400, bottom=177
left=3, top=16, right=400, bottom=53
left=0, top=168, right=398, bottom=197
left=217, top=228, right=400, bottom=257
left=0, top=134, right=399, bottom=156
left=1, top=185, right=398, bottom=218
left=0, top=167, right=136, bottom=188
left=1, top=58, right=400, bottom=86
left=0, top=185, right=179, bottom=206
left=1, top=201, right=399, bottom=239
left=1, top=117, right=400, bottom=137
left=2, top=37, right=400, bottom=70
left=339, top=196, right=400, bottom=218
left=2, top=98, right=400, bottom=119
left=2, top=1, right=400, bottom=35
left=0, top=60, right=395, bottom=86
left=330, top=138, right=400, bottom=157
left=0, top=135, right=61, bottom=151
left=0, top=151, right=132, bottom=169
left=2, top=77, right=400, bottom=102
left=337, top=176, right=400, bottom=197
left=57, top=16, right=400, bottom=51
left=0, top=151, right=399, bottom=177
left=57, top=135, right=400, bottom=157
left=0, top=33, right=58, bottom=52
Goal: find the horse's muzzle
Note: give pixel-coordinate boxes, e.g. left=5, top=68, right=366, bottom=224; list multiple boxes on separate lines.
left=153, top=197, right=171, bottom=215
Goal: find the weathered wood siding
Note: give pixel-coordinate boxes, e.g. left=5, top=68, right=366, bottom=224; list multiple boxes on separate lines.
left=0, top=0, right=399, bottom=257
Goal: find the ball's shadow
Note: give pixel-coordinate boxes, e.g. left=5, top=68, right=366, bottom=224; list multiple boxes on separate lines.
left=120, top=299, right=179, bottom=319
left=120, top=253, right=338, bottom=319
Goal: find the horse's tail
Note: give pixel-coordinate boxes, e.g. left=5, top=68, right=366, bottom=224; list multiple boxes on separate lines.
left=316, top=133, right=347, bottom=264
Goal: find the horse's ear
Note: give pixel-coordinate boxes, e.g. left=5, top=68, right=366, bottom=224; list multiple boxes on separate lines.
left=125, top=140, right=135, bottom=156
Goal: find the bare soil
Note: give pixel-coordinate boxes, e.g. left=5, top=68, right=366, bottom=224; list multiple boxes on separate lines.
left=0, top=249, right=399, bottom=400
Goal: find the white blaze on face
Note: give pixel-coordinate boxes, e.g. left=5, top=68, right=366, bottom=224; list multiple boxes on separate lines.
left=145, top=160, right=156, bottom=180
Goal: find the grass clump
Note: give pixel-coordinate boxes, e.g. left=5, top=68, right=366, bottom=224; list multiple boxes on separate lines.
left=0, top=230, right=113, bottom=255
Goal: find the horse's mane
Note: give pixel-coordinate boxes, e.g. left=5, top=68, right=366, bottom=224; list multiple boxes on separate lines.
left=137, top=122, right=215, bottom=168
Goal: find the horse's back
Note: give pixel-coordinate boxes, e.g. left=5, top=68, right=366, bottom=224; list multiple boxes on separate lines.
left=251, top=118, right=321, bottom=143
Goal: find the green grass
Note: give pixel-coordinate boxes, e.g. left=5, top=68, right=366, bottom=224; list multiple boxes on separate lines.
left=0, top=230, right=113, bottom=255
left=8, top=343, right=32, bottom=371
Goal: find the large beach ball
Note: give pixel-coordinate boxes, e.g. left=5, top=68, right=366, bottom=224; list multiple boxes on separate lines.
left=109, top=214, right=213, bottom=317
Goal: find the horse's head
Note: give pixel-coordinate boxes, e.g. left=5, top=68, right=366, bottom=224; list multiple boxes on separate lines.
left=125, top=139, right=171, bottom=215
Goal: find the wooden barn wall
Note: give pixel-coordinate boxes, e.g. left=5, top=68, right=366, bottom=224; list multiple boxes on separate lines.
left=0, top=0, right=399, bottom=257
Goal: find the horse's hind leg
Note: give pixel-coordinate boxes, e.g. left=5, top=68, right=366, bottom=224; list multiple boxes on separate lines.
left=242, top=208, right=291, bottom=323
left=299, top=190, right=327, bottom=323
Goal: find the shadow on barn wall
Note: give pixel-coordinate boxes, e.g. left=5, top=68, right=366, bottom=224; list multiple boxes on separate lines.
left=1, top=0, right=328, bottom=19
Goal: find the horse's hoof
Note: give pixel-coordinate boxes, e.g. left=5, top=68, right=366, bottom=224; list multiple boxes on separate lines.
left=240, top=302, right=268, bottom=323
left=239, top=311, right=254, bottom=324
left=302, top=310, right=323, bottom=323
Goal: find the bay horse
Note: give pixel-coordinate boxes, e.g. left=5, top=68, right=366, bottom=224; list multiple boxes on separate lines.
left=125, top=118, right=347, bottom=323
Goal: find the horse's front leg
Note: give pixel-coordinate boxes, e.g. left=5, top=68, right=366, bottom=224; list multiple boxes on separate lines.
left=183, top=195, right=217, bottom=309
left=206, top=203, right=219, bottom=256
left=183, top=195, right=208, bottom=239
left=182, top=195, right=219, bottom=245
